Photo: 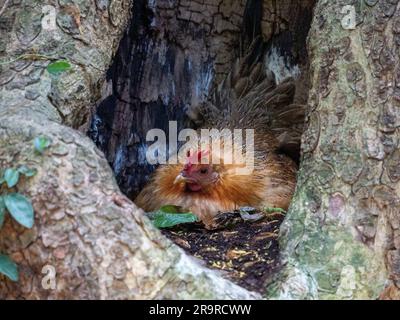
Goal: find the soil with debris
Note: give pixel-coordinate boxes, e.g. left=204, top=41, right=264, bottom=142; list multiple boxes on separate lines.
left=161, top=210, right=285, bottom=294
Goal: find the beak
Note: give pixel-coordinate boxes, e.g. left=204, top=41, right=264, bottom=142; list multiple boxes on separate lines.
left=173, top=174, right=187, bottom=185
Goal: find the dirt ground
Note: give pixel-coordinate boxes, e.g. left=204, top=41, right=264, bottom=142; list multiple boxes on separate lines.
left=162, top=210, right=285, bottom=293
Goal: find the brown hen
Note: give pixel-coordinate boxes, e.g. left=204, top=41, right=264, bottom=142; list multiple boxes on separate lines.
left=135, top=40, right=305, bottom=228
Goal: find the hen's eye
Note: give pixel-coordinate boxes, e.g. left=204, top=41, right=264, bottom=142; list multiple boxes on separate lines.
left=200, top=168, right=208, bottom=174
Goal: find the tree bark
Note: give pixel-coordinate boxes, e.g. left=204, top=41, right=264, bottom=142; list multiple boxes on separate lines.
left=271, top=0, right=400, bottom=299
left=0, top=0, right=258, bottom=299
left=1, top=0, right=399, bottom=300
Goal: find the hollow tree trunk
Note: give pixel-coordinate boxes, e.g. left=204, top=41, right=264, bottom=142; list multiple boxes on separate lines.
left=1, top=0, right=399, bottom=300
left=89, top=0, right=314, bottom=198
left=271, top=0, right=400, bottom=299
left=0, top=0, right=257, bottom=299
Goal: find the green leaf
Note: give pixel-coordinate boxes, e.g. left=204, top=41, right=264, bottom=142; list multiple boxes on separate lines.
left=4, top=168, right=19, bottom=188
left=46, top=60, right=71, bottom=75
left=17, top=165, right=37, bottom=177
left=151, top=212, right=199, bottom=228
left=0, top=254, right=18, bottom=282
left=34, top=136, right=51, bottom=154
left=0, top=196, right=5, bottom=228
left=3, top=193, right=34, bottom=228
left=148, top=206, right=198, bottom=229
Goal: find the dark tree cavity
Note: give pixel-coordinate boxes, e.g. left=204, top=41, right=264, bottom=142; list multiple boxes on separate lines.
left=88, top=0, right=315, bottom=199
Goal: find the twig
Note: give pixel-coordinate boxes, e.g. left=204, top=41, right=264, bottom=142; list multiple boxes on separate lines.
left=0, top=53, right=58, bottom=66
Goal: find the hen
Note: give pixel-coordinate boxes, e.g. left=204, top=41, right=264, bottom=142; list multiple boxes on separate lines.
left=135, top=39, right=305, bottom=228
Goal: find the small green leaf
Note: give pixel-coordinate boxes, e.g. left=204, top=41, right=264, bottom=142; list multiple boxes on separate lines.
left=3, top=193, right=34, bottom=228
left=0, top=254, right=18, bottom=281
left=17, top=165, right=37, bottom=177
left=0, top=196, right=5, bottom=228
left=46, top=60, right=71, bottom=75
left=4, top=168, right=19, bottom=188
left=151, top=213, right=199, bottom=228
left=34, top=136, right=51, bottom=154
left=148, top=206, right=198, bottom=229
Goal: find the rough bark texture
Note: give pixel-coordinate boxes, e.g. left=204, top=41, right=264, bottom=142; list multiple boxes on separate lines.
left=270, top=0, right=400, bottom=299
left=0, top=0, right=258, bottom=299
left=2, top=0, right=397, bottom=301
